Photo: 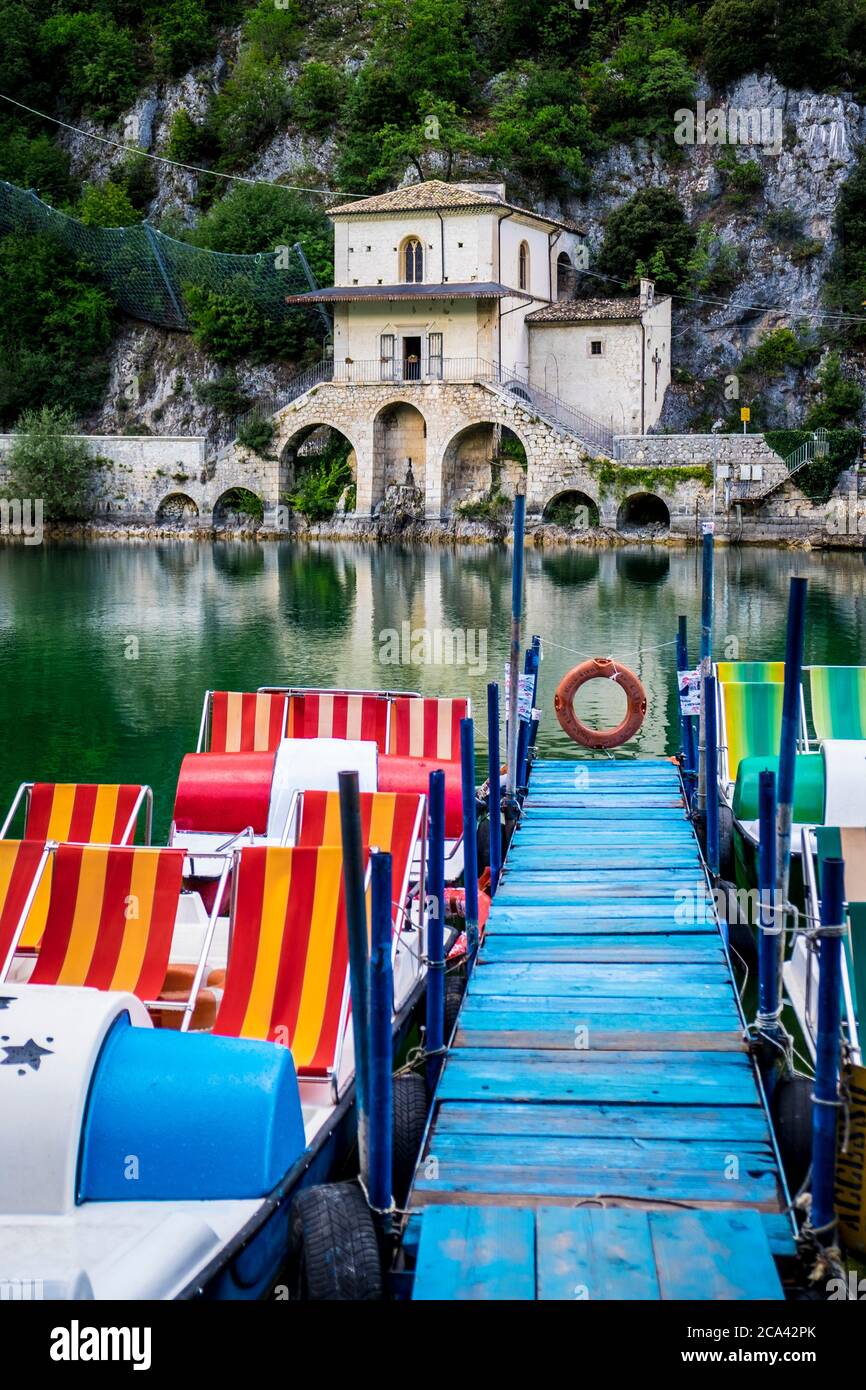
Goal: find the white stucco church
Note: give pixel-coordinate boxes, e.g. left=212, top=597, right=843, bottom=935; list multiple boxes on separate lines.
left=285, top=179, right=671, bottom=439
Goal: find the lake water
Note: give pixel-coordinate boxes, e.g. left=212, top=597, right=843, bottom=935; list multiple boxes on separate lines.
left=2, top=540, right=865, bottom=838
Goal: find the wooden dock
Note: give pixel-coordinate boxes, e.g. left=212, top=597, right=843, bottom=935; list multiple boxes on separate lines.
left=405, top=758, right=796, bottom=1300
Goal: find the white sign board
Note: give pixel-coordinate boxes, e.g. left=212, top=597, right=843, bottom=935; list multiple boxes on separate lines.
left=677, top=668, right=702, bottom=717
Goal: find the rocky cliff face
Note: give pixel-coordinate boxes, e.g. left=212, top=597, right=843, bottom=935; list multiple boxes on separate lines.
left=66, top=60, right=866, bottom=439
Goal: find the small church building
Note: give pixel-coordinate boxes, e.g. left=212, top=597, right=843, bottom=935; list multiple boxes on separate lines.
left=281, top=179, right=672, bottom=517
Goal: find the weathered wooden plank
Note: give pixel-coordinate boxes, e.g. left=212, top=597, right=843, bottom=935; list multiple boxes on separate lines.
left=437, top=1051, right=759, bottom=1105
left=478, top=934, right=724, bottom=962
left=460, top=993, right=739, bottom=1020
left=536, top=1207, right=660, bottom=1300
left=486, top=910, right=714, bottom=934
left=455, top=1028, right=744, bottom=1050
left=413, top=1167, right=781, bottom=1206
left=433, top=1102, right=772, bottom=1142
left=411, top=1206, right=536, bottom=1301
left=649, top=1210, right=784, bottom=1300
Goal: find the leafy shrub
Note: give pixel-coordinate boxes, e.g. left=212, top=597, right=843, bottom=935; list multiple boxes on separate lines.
left=288, top=441, right=353, bottom=521
left=236, top=417, right=275, bottom=457
left=5, top=405, right=97, bottom=521
left=765, top=427, right=860, bottom=502
left=292, top=62, right=348, bottom=134
left=0, top=232, right=114, bottom=425
left=455, top=490, right=511, bottom=523
left=189, top=182, right=333, bottom=286
left=718, top=153, right=764, bottom=206
left=596, top=188, right=696, bottom=293
left=185, top=284, right=264, bottom=363
left=194, top=374, right=252, bottom=414
left=113, top=155, right=158, bottom=214
left=164, top=108, right=206, bottom=163
left=243, top=0, right=303, bottom=61
left=482, top=64, right=594, bottom=193
left=38, top=13, right=138, bottom=118
left=687, top=224, right=742, bottom=292
left=740, top=328, right=808, bottom=378
left=77, top=181, right=138, bottom=228
left=0, top=131, right=76, bottom=204
left=765, top=207, right=803, bottom=242
left=825, top=153, right=866, bottom=340
left=804, top=354, right=864, bottom=429
left=210, top=46, right=291, bottom=158
left=152, top=0, right=211, bottom=77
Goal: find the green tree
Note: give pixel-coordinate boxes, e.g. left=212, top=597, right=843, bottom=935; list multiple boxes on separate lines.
left=243, top=0, right=303, bottom=60
left=292, top=62, right=348, bottom=134
left=210, top=46, right=291, bottom=158
left=5, top=406, right=97, bottom=521
left=702, top=0, right=773, bottom=87
left=38, top=12, right=138, bottom=118
left=152, top=0, right=212, bottom=76
left=805, top=353, right=864, bottom=428
left=0, top=131, right=76, bottom=204
left=371, top=0, right=481, bottom=107
left=483, top=64, right=594, bottom=194
left=190, top=182, right=333, bottom=286
left=596, top=187, right=696, bottom=292
left=77, top=181, right=138, bottom=228
left=371, top=98, right=477, bottom=186
left=824, top=152, right=866, bottom=340
left=164, top=108, right=206, bottom=163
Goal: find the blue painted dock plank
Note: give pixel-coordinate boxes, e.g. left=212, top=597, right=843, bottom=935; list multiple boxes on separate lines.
left=406, top=756, right=796, bottom=1300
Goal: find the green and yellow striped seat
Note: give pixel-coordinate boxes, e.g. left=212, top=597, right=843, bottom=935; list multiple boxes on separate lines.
left=716, top=661, right=785, bottom=683
left=816, top=826, right=866, bottom=1031
left=719, top=681, right=785, bottom=787
left=808, top=666, right=866, bottom=741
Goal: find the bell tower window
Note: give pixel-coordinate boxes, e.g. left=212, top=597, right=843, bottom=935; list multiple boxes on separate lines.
left=402, top=237, right=424, bottom=283
left=518, top=241, right=529, bottom=291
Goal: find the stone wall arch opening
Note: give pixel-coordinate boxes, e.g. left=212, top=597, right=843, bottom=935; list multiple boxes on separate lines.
left=440, top=422, right=528, bottom=515
left=372, top=401, right=427, bottom=515
left=616, top=492, right=671, bottom=535
left=213, top=487, right=265, bottom=530
left=280, top=423, right=357, bottom=521
left=156, top=493, right=199, bottom=527
left=543, top=489, right=600, bottom=533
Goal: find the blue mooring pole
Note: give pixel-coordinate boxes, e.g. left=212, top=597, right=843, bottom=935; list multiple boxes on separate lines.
left=487, top=683, right=502, bottom=895
left=425, top=770, right=446, bottom=1094
left=756, top=769, right=779, bottom=1027
left=676, top=614, right=695, bottom=805
left=697, top=530, right=714, bottom=817
left=775, top=576, right=808, bottom=1027
left=460, top=716, right=480, bottom=971
left=516, top=716, right=531, bottom=791
left=506, top=494, right=526, bottom=799
left=338, top=770, right=371, bottom=1185
left=704, top=673, right=720, bottom=887
left=524, top=638, right=541, bottom=751
left=368, top=849, right=394, bottom=1230
left=811, top=856, right=846, bottom=1238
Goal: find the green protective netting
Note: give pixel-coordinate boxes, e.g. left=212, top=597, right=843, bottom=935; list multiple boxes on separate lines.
left=0, top=179, right=321, bottom=330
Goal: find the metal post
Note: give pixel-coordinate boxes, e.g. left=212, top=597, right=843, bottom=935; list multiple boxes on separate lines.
left=524, top=637, right=541, bottom=750
left=338, top=770, right=372, bottom=1186
left=368, top=850, right=394, bottom=1229
left=506, top=494, right=526, bottom=798
left=697, top=530, right=714, bottom=815
left=811, top=856, right=846, bottom=1237
left=705, top=674, right=720, bottom=881
left=460, top=717, right=480, bottom=971
left=775, top=577, right=808, bottom=1020
left=516, top=717, right=531, bottom=791
left=676, top=615, right=696, bottom=801
left=425, top=771, right=446, bottom=1094
left=487, top=683, right=502, bottom=895
left=756, top=769, right=780, bottom=1028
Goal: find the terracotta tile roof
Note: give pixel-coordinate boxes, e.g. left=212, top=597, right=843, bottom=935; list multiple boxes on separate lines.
left=327, top=179, right=584, bottom=234
left=526, top=296, right=667, bottom=323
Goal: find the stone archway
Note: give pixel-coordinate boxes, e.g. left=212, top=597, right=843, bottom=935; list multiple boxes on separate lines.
left=543, top=488, right=600, bottom=532
left=155, top=493, right=199, bottom=527
left=372, top=401, right=427, bottom=513
left=440, top=421, right=529, bottom=514
left=213, top=487, right=265, bottom=530
left=617, top=492, right=671, bottom=534
left=280, top=422, right=357, bottom=521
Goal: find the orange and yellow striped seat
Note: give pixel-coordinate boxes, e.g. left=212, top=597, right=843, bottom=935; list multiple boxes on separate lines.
left=297, top=691, right=390, bottom=745
left=215, top=828, right=420, bottom=1074
left=28, top=844, right=185, bottom=999
left=208, top=691, right=288, bottom=753
left=296, top=791, right=424, bottom=894
left=24, top=783, right=145, bottom=845
left=388, top=697, right=468, bottom=761
left=0, top=840, right=51, bottom=972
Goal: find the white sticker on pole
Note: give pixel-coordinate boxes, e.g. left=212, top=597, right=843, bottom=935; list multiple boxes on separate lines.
left=678, top=668, right=701, bottom=717
left=504, top=665, right=535, bottom=721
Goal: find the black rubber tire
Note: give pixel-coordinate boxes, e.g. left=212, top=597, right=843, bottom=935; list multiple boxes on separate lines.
left=392, top=1072, right=428, bottom=1207
left=718, top=803, right=735, bottom=879
left=444, top=973, right=464, bottom=1040
left=718, top=878, right=758, bottom=972
left=290, top=1182, right=382, bottom=1301
left=771, top=1073, right=814, bottom=1196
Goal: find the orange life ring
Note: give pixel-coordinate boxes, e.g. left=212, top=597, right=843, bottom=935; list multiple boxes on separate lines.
left=554, top=657, right=647, bottom=750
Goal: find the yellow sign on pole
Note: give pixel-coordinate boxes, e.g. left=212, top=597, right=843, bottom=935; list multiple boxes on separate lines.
left=836, top=1062, right=866, bottom=1254
left=740, top=407, right=751, bottom=422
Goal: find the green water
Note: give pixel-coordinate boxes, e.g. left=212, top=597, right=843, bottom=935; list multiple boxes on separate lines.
left=2, top=541, right=865, bottom=839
